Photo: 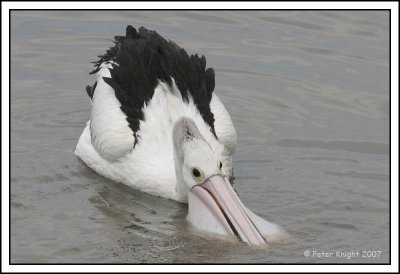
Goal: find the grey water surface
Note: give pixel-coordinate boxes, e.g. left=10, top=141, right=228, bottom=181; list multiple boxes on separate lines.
left=10, top=10, right=390, bottom=263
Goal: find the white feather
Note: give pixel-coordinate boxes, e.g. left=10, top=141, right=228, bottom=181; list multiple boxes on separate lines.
left=89, top=62, right=135, bottom=161
left=210, top=93, right=237, bottom=155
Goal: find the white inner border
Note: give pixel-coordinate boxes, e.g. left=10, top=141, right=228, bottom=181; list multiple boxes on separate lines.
left=2, top=1, right=398, bottom=273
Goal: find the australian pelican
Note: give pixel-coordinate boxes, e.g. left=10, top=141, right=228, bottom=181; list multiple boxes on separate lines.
left=76, top=26, right=286, bottom=246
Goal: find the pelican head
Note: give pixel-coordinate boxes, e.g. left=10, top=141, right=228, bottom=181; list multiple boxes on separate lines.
left=172, top=117, right=273, bottom=246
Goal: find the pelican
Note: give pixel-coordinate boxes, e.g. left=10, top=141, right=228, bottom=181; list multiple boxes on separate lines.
left=76, top=26, right=286, bottom=246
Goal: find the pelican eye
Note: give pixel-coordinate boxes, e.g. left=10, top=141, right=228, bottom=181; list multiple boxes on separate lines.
left=218, top=160, right=223, bottom=170
left=191, top=167, right=204, bottom=182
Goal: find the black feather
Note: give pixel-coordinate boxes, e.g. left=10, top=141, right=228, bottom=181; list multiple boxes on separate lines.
left=89, top=26, right=217, bottom=144
left=85, top=81, right=97, bottom=99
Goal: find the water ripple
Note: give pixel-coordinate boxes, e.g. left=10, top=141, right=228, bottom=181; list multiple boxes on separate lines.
left=324, top=170, right=389, bottom=182
left=276, top=139, right=389, bottom=155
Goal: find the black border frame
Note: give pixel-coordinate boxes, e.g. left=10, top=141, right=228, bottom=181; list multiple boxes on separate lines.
left=5, top=8, right=394, bottom=268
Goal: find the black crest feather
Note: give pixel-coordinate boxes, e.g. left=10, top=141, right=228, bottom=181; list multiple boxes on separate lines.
left=89, top=26, right=217, bottom=142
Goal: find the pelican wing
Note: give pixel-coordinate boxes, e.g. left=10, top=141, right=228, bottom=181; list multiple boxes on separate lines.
left=210, top=93, right=237, bottom=155
left=88, top=63, right=136, bottom=161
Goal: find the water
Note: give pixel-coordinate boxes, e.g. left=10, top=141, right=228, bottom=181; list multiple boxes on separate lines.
left=10, top=11, right=390, bottom=264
